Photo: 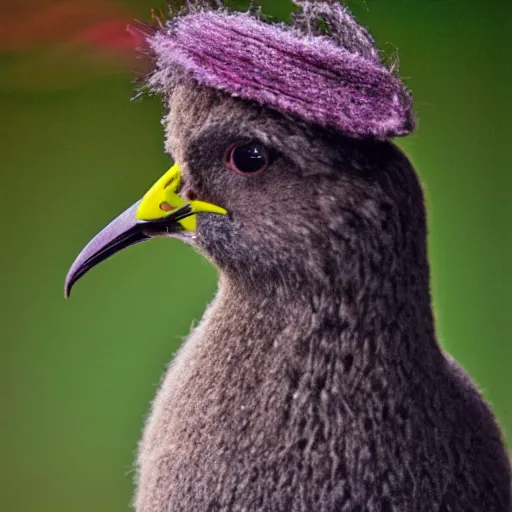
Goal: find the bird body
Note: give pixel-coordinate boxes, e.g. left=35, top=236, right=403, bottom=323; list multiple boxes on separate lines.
left=65, top=3, right=512, bottom=510
left=136, top=284, right=511, bottom=511
left=130, top=88, right=511, bottom=512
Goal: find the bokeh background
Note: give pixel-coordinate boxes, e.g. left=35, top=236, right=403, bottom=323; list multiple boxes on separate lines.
left=1, top=0, right=510, bottom=510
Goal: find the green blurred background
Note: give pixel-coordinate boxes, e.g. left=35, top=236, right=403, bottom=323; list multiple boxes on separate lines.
left=1, top=0, right=510, bottom=510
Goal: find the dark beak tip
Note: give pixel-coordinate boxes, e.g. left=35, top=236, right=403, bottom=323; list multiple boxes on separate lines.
left=64, top=262, right=82, bottom=299
left=64, top=280, right=72, bottom=299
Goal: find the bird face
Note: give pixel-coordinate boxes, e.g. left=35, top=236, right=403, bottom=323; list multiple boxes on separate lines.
left=164, top=85, right=336, bottom=289
left=66, top=83, right=422, bottom=297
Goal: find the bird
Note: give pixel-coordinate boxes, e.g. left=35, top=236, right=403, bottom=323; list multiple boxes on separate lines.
left=65, top=1, right=512, bottom=511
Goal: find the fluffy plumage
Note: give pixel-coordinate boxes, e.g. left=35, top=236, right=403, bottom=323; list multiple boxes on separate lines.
left=134, top=82, right=511, bottom=511
left=133, top=2, right=511, bottom=511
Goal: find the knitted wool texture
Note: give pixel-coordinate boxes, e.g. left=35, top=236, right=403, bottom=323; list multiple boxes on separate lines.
left=145, top=3, right=415, bottom=139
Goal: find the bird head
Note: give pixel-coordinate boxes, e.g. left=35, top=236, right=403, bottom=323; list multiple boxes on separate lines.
left=65, top=1, right=420, bottom=298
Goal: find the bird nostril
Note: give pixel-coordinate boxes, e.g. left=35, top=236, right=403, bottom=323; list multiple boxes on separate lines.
left=184, top=189, right=198, bottom=202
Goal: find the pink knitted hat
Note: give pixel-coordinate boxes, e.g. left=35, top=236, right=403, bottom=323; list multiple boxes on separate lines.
left=144, top=1, right=414, bottom=139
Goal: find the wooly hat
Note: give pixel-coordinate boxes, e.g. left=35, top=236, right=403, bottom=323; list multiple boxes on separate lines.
left=144, top=1, right=415, bottom=140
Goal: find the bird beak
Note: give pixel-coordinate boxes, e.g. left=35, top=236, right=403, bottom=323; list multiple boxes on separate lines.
left=64, top=163, right=226, bottom=298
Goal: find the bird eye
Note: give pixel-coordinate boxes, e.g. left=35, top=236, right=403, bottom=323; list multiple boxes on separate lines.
left=225, top=143, right=269, bottom=175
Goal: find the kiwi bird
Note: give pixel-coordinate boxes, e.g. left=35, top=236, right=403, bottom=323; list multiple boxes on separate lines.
left=65, top=2, right=511, bottom=511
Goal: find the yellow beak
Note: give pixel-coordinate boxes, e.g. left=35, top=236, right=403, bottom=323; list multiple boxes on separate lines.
left=64, top=163, right=227, bottom=297
left=136, top=163, right=227, bottom=231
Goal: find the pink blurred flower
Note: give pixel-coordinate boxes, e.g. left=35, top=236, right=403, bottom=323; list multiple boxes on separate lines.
left=0, top=0, right=151, bottom=91
left=0, top=0, right=145, bottom=52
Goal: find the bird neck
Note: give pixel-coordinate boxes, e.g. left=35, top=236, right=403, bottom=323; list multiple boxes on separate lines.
left=213, top=264, right=441, bottom=387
